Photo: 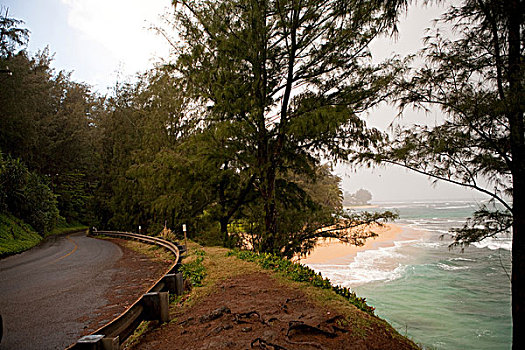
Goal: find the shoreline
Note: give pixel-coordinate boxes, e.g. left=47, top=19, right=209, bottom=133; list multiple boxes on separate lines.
left=301, top=223, right=423, bottom=265
left=343, top=204, right=379, bottom=210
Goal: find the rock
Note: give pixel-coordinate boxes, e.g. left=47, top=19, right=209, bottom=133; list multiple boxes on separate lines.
left=199, top=306, right=231, bottom=323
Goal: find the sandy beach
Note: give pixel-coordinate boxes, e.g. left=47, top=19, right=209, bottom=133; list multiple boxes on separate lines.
left=301, top=223, right=419, bottom=264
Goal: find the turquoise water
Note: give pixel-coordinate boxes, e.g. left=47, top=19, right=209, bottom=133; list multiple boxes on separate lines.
left=307, top=200, right=512, bottom=349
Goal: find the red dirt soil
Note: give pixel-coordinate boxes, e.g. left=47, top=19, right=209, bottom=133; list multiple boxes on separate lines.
left=130, top=272, right=418, bottom=350
left=79, top=238, right=172, bottom=334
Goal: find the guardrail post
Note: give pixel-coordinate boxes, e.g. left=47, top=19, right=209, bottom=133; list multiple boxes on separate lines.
left=163, top=272, right=184, bottom=296
left=142, top=292, right=169, bottom=323
left=101, top=336, right=119, bottom=350
left=162, top=274, right=176, bottom=293
left=73, top=335, right=119, bottom=350
left=176, top=243, right=186, bottom=254
left=75, top=335, right=104, bottom=349
left=175, top=272, right=184, bottom=296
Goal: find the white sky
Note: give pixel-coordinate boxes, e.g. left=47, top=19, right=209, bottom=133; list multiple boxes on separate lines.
left=2, top=0, right=487, bottom=202
left=3, top=0, right=171, bottom=91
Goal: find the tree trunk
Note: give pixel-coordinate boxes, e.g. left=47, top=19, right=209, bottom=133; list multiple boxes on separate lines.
left=262, top=164, right=277, bottom=253
left=512, top=179, right=525, bottom=349
left=218, top=168, right=229, bottom=246
left=506, top=1, right=523, bottom=348
left=220, top=216, right=229, bottom=246
left=251, top=0, right=273, bottom=253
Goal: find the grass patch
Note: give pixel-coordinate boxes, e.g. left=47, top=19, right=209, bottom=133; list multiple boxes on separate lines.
left=0, top=213, right=42, bottom=257
left=166, top=241, right=261, bottom=312
left=228, top=249, right=376, bottom=315
left=0, top=214, right=88, bottom=258
left=118, top=239, right=175, bottom=264
left=179, top=248, right=206, bottom=287
left=125, top=241, right=417, bottom=349
left=46, top=221, right=88, bottom=237
left=122, top=320, right=157, bottom=349
left=169, top=243, right=377, bottom=322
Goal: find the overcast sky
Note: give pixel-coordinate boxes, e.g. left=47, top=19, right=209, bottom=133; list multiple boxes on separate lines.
left=2, top=0, right=487, bottom=202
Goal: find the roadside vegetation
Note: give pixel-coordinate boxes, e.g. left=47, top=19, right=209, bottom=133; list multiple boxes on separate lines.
left=0, top=213, right=86, bottom=257
left=47, top=222, right=88, bottom=238
left=228, top=249, right=375, bottom=316
left=1, top=10, right=97, bottom=255
left=1, top=0, right=522, bottom=346
left=125, top=240, right=417, bottom=349
left=118, top=238, right=175, bottom=265
left=0, top=213, right=41, bottom=257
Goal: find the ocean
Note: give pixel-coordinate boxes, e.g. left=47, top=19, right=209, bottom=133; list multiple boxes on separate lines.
left=306, top=200, right=512, bottom=349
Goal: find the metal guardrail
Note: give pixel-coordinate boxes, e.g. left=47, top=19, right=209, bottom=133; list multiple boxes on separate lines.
left=68, top=231, right=185, bottom=350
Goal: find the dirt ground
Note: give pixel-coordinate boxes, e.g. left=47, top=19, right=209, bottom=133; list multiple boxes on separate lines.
left=79, top=238, right=172, bottom=334
left=130, top=272, right=418, bottom=350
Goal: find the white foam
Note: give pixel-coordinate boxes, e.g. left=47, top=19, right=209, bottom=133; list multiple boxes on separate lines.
left=473, top=236, right=512, bottom=251
left=446, top=219, right=466, bottom=223
left=437, top=262, right=469, bottom=271
left=449, top=257, right=475, bottom=262
left=413, top=242, right=443, bottom=249
left=307, top=244, right=408, bottom=286
left=436, top=205, right=472, bottom=210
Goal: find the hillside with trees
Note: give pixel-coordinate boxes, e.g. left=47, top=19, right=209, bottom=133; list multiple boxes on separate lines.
left=343, top=189, right=373, bottom=206
left=1, top=11, right=93, bottom=253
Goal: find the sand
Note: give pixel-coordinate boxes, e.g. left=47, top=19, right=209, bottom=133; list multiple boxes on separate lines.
left=301, top=223, right=411, bottom=264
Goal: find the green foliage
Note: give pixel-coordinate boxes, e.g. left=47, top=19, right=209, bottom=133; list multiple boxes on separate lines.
left=0, top=154, right=59, bottom=235
left=22, top=171, right=59, bottom=234
left=344, top=189, right=373, bottom=206
left=180, top=248, right=207, bottom=287
left=0, top=213, right=42, bottom=257
left=1, top=14, right=100, bottom=226
left=0, top=154, right=25, bottom=212
left=0, top=213, right=85, bottom=257
left=356, top=2, right=523, bottom=342
left=170, top=0, right=406, bottom=255
left=357, top=0, right=521, bottom=249
left=228, top=249, right=375, bottom=316
left=450, top=206, right=513, bottom=249
left=46, top=221, right=87, bottom=238
left=0, top=7, right=29, bottom=57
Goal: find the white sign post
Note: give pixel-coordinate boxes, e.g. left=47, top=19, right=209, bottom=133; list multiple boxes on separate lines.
left=182, top=224, right=187, bottom=250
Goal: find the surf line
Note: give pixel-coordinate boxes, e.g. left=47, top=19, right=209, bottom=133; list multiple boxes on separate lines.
left=46, top=235, right=78, bottom=266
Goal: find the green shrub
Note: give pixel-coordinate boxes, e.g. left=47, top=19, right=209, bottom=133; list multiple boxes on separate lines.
left=46, top=222, right=88, bottom=237
left=0, top=155, right=59, bottom=235
left=180, top=248, right=207, bottom=287
left=0, top=213, right=42, bottom=257
left=228, top=249, right=375, bottom=316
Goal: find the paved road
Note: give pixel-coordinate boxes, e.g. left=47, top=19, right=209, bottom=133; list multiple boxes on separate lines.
left=0, top=232, right=123, bottom=350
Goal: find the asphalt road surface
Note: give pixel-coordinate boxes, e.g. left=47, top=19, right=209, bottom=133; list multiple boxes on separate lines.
left=0, top=232, right=123, bottom=349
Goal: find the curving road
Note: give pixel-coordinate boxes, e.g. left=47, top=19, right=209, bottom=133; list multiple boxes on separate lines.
left=0, top=231, right=123, bottom=350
